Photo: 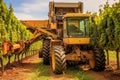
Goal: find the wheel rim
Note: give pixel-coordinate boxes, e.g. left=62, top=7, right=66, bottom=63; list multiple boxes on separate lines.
left=51, top=51, right=55, bottom=71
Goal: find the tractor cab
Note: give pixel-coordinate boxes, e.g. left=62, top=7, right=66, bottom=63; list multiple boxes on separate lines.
left=63, top=13, right=90, bottom=45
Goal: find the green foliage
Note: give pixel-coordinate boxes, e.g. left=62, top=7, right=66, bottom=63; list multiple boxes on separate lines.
left=0, top=0, right=32, bottom=43
left=0, top=0, right=32, bottom=57
left=90, top=2, right=120, bottom=50
left=0, top=17, right=7, bottom=41
left=29, top=41, right=42, bottom=51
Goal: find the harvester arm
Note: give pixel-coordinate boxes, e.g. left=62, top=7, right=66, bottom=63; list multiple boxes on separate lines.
left=22, top=21, right=57, bottom=39
left=35, top=27, right=57, bottom=39
left=2, top=32, right=45, bottom=55
left=2, top=25, right=57, bottom=55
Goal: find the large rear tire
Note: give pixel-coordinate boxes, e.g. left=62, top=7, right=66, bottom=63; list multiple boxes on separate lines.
left=93, top=48, right=106, bottom=71
left=51, top=46, right=66, bottom=74
left=42, top=40, right=50, bottom=65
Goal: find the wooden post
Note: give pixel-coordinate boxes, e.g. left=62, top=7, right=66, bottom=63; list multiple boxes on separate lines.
left=0, top=56, right=4, bottom=73
left=106, top=50, right=109, bottom=65
left=116, top=49, right=119, bottom=70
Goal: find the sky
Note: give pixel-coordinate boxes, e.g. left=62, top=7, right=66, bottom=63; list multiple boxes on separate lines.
left=3, top=0, right=119, bottom=20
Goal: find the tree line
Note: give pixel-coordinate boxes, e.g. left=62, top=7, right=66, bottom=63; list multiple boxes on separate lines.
left=0, top=0, right=42, bottom=73
left=0, top=0, right=32, bottom=45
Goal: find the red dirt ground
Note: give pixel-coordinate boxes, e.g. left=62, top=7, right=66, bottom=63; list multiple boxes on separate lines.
left=0, top=54, right=39, bottom=80
left=0, top=54, right=120, bottom=80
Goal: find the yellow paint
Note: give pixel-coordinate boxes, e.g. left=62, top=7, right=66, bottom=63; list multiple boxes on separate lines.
left=64, top=13, right=90, bottom=18
left=50, top=23, right=57, bottom=29
left=89, top=51, right=95, bottom=69
left=63, top=38, right=90, bottom=45
left=51, top=50, right=55, bottom=71
left=89, top=59, right=95, bottom=69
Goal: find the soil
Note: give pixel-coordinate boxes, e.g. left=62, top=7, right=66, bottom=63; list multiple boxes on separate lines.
left=0, top=54, right=120, bottom=80
left=0, top=54, right=39, bottom=80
